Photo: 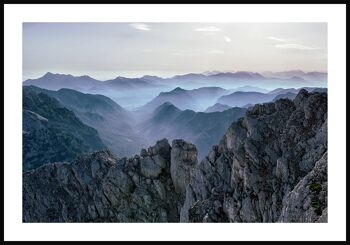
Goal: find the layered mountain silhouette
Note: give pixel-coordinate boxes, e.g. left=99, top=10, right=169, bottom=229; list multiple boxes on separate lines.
left=23, top=72, right=159, bottom=91
left=103, top=77, right=156, bottom=89
left=23, top=73, right=169, bottom=109
left=23, top=71, right=327, bottom=109
left=138, top=86, right=231, bottom=113
left=262, top=70, right=327, bottom=83
left=204, top=103, right=232, bottom=113
left=22, top=65, right=329, bottom=224
left=217, top=91, right=274, bottom=107
left=23, top=88, right=106, bottom=170
left=23, top=79, right=327, bottom=169
left=24, top=86, right=147, bottom=157
left=165, top=71, right=326, bottom=89
left=217, top=87, right=327, bottom=107
left=23, top=90, right=328, bottom=223
left=138, top=102, right=246, bottom=159
left=23, top=72, right=101, bottom=91
left=229, top=85, right=269, bottom=93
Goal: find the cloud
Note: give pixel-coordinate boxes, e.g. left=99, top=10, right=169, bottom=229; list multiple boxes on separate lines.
left=275, top=44, right=317, bottom=50
left=130, top=23, right=151, bottom=31
left=268, top=36, right=286, bottom=42
left=224, top=35, right=232, bottom=43
left=195, top=26, right=221, bottom=32
left=269, top=36, right=317, bottom=50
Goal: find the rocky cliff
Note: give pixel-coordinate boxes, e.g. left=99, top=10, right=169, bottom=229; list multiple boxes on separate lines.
left=181, top=89, right=327, bottom=222
left=23, top=89, right=327, bottom=222
left=23, top=139, right=181, bottom=222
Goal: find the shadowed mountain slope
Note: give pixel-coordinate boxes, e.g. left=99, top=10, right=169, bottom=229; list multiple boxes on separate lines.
left=23, top=90, right=327, bottom=223
left=23, top=89, right=106, bottom=170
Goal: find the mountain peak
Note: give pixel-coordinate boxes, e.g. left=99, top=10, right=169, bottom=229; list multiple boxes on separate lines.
left=78, top=75, right=94, bottom=80
left=154, top=101, right=180, bottom=114
left=112, top=76, right=125, bottom=81
left=172, top=87, right=186, bottom=92
left=150, top=102, right=181, bottom=122
left=141, top=75, right=162, bottom=79
left=159, top=87, right=186, bottom=96
left=42, top=72, right=73, bottom=78
left=42, top=72, right=57, bottom=79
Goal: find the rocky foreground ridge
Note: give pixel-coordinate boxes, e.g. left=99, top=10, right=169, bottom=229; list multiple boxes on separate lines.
left=23, top=89, right=327, bottom=222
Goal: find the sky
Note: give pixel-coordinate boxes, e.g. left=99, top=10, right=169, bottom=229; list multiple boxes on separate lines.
left=23, top=22, right=327, bottom=80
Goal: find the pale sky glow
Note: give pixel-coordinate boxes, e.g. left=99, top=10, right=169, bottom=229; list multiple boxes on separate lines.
left=195, top=26, right=222, bottom=32
left=23, top=22, right=327, bottom=80
left=224, top=35, right=232, bottom=43
left=129, top=23, right=151, bottom=31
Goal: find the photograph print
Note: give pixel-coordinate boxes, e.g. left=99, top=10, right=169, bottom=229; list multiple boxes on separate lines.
left=22, top=22, right=328, bottom=223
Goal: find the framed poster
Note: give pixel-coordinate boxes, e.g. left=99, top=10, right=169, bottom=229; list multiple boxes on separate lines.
left=3, top=3, right=347, bottom=242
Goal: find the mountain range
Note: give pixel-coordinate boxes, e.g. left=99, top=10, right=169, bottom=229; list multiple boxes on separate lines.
left=23, top=71, right=327, bottom=109
left=23, top=73, right=169, bottom=109
left=24, top=85, right=247, bottom=162
left=217, top=87, right=327, bottom=107
left=24, top=86, right=148, bottom=157
left=262, top=70, right=327, bottom=83
left=204, top=103, right=232, bottom=113
left=138, top=86, right=327, bottom=113
left=23, top=81, right=327, bottom=164
left=23, top=89, right=328, bottom=223
left=138, top=86, right=231, bottom=113
left=23, top=72, right=101, bottom=91
left=138, top=102, right=247, bottom=159
left=23, top=88, right=106, bottom=170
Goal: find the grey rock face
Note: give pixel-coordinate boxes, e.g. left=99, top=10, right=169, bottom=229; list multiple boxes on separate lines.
left=181, top=90, right=327, bottom=222
left=140, top=157, right=162, bottom=178
left=23, top=139, right=181, bottom=222
left=23, top=90, right=327, bottom=223
left=170, top=140, right=198, bottom=194
left=278, top=152, right=328, bottom=222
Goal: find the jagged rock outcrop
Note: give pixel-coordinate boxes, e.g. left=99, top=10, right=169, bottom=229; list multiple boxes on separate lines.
left=181, top=89, right=327, bottom=222
left=278, top=152, right=327, bottom=222
left=23, top=90, right=327, bottom=223
left=23, top=139, right=181, bottom=222
left=170, top=140, right=198, bottom=194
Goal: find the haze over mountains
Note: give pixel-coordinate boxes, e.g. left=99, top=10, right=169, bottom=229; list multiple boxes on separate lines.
left=21, top=22, right=329, bottom=224
left=23, top=70, right=327, bottom=109
left=138, top=102, right=246, bottom=159
left=23, top=70, right=327, bottom=167
left=23, top=89, right=328, bottom=223
left=205, top=103, right=232, bottom=113
left=262, top=70, right=327, bottom=82
left=217, top=87, right=327, bottom=107
left=138, top=86, right=231, bottom=113
left=24, top=86, right=147, bottom=158
left=23, top=89, right=106, bottom=170
left=22, top=70, right=328, bottom=223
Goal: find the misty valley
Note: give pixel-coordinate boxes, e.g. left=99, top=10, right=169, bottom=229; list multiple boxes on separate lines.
left=23, top=70, right=327, bottom=170
left=22, top=70, right=328, bottom=223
